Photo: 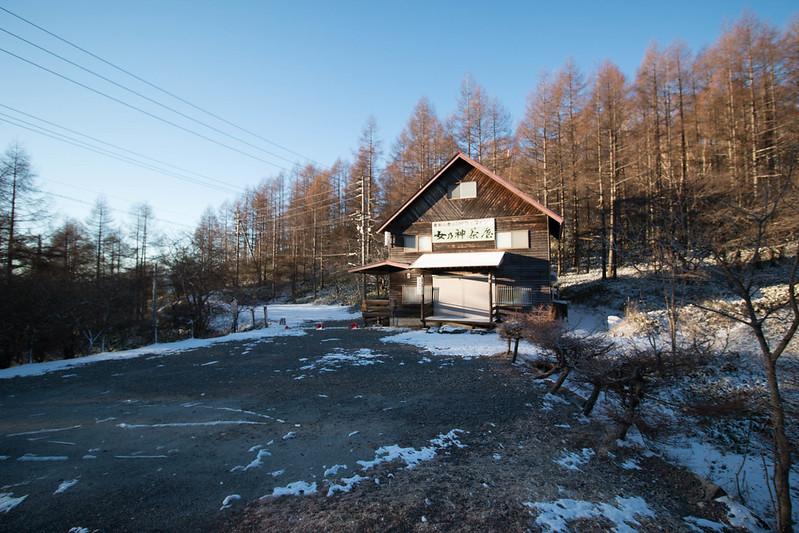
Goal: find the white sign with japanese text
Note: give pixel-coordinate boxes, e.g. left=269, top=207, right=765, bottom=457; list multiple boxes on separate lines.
left=432, top=218, right=495, bottom=243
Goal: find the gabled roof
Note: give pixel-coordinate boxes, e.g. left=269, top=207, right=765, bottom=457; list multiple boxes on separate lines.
left=376, top=152, right=563, bottom=238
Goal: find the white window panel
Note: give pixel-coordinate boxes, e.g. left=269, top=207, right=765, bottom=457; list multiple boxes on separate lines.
left=447, top=181, right=477, bottom=199
left=496, top=230, right=529, bottom=249
left=402, top=284, right=432, bottom=304
left=418, top=235, right=432, bottom=251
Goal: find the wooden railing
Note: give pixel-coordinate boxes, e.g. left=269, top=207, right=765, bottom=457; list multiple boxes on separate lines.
left=361, top=299, right=390, bottom=326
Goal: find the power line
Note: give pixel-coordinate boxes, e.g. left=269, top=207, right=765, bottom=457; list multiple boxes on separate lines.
left=0, top=103, right=245, bottom=194
left=0, top=106, right=368, bottom=228
left=0, top=46, right=292, bottom=172
left=0, top=111, right=371, bottom=231
left=0, top=6, right=319, bottom=167
left=0, top=26, right=303, bottom=168
left=47, top=190, right=192, bottom=230
left=0, top=110, right=242, bottom=195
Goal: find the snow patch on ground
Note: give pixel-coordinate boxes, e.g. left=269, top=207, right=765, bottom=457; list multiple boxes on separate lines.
left=263, top=481, right=318, bottom=498
left=220, top=494, right=241, bottom=510
left=525, top=496, right=654, bottom=532
left=298, top=348, right=385, bottom=372
left=0, top=323, right=304, bottom=380
left=54, top=478, right=79, bottom=494
left=0, top=492, right=27, bottom=513
left=357, top=429, right=466, bottom=471
left=665, top=439, right=778, bottom=529
left=327, top=474, right=368, bottom=497
left=553, top=448, right=595, bottom=471
left=231, top=449, right=271, bottom=472
left=381, top=329, right=515, bottom=358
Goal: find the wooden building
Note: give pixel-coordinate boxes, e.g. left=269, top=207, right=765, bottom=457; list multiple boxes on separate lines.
left=350, top=152, right=563, bottom=327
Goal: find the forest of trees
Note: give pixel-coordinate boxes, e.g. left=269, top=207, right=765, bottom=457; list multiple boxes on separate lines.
left=1, top=12, right=797, bottom=368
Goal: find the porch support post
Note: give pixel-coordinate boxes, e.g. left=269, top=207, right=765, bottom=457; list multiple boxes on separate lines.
left=488, top=271, right=494, bottom=324
left=420, top=272, right=426, bottom=328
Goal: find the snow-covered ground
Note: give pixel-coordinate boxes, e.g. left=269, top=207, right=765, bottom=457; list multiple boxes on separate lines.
left=0, top=303, right=357, bottom=380
left=3, top=293, right=797, bottom=531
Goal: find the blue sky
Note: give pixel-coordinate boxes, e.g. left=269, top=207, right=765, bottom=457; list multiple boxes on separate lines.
left=1, top=1, right=796, bottom=236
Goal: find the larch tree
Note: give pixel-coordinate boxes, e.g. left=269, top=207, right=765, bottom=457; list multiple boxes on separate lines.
left=382, top=96, right=455, bottom=215
left=453, top=73, right=490, bottom=162
left=591, top=60, right=630, bottom=280
left=517, top=70, right=559, bottom=205
left=0, top=143, right=39, bottom=275
left=49, top=219, right=93, bottom=280
left=556, top=58, right=589, bottom=273
left=485, top=95, right=514, bottom=177
left=87, top=196, right=112, bottom=282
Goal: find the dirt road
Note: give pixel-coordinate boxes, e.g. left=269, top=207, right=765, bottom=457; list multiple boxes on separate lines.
left=1, top=324, right=541, bottom=532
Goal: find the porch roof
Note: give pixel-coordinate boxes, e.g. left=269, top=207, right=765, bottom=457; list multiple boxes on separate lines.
left=347, top=260, right=410, bottom=274
left=409, top=251, right=506, bottom=270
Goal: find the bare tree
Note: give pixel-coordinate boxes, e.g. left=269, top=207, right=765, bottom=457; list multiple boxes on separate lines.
left=0, top=143, right=40, bottom=274
left=673, top=168, right=797, bottom=532
left=87, top=196, right=113, bottom=282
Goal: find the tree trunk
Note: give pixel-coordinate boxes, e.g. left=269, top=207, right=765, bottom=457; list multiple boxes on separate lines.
left=583, top=382, right=602, bottom=416
left=549, top=366, right=571, bottom=394
left=762, top=344, right=793, bottom=532
left=614, top=373, right=644, bottom=441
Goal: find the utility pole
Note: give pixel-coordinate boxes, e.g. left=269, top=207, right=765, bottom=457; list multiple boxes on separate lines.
left=152, top=263, right=158, bottom=344
left=359, top=173, right=367, bottom=301
left=235, top=212, right=241, bottom=287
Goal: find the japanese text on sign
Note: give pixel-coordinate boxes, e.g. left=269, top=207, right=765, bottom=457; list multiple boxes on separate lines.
left=432, top=218, right=495, bottom=243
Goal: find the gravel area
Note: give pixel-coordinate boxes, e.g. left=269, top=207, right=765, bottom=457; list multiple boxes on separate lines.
left=1, top=322, right=735, bottom=532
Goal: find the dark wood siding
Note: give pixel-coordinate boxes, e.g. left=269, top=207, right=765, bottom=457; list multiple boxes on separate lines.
left=386, top=161, right=549, bottom=232
left=389, top=270, right=433, bottom=320
left=373, top=155, right=559, bottom=320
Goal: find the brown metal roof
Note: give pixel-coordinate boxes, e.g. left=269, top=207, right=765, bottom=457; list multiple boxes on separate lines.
left=347, top=260, right=410, bottom=274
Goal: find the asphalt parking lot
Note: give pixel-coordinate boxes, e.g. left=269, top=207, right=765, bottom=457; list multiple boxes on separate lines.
left=0, top=323, right=538, bottom=532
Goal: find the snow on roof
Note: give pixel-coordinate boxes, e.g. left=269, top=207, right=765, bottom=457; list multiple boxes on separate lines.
left=409, top=252, right=506, bottom=269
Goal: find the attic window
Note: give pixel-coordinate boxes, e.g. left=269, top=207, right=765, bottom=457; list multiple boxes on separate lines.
left=447, top=181, right=477, bottom=199
left=496, top=230, right=529, bottom=249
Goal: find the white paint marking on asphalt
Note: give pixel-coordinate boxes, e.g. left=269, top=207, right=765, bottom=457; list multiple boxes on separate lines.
left=215, top=406, right=275, bottom=420
left=17, top=454, right=68, bottom=461
left=117, top=421, right=268, bottom=429
left=7, top=425, right=82, bottom=437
